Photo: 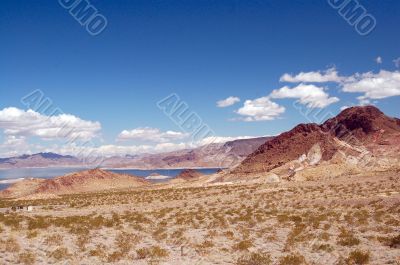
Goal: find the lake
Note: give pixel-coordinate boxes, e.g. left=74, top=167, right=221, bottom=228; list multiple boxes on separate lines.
left=0, top=167, right=221, bottom=190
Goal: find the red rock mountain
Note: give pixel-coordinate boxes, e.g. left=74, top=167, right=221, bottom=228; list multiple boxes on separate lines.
left=233, top=124, right=339, bottom=174
left=37, top=169, right=149, bottom=194
left=321, top=106, right=400, bottom=143
left=175, top=169, right=203, bottom=181
left=1, top=169, right=149, bottom=198
left=233, top=106, right=400, bottom=174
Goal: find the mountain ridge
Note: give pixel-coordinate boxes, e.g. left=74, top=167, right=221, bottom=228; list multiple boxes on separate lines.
left=232, top=106, right=400, bottom=175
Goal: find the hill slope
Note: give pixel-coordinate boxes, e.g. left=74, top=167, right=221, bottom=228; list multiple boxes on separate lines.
left=232, top=106, right=400, bottom=175
left=1, top=169, right=149, bottom=198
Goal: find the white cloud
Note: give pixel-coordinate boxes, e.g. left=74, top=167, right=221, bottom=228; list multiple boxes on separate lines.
left=216, top=96, right=240, bottom=107
left=270, top=84, right=339, bottom=108
left=280, top=68, right=400, bottom=103
left=198, top=135, right=258, bottom=146
left=117, top=127, right=188, bottom=143
left=280, top=68, right=343, bottom=83
left=376, top=56, right=383, bottom=64
left=64, top=135, right=262, bottom=157
left=94, top=142, right=191, bottom=156
left=393, top=57, right=400, bottom=68
left=236, top=97, right=285, bottom=121
left=340, top=105, right=351, bottom=111
left=341, top=70, right=400, bottom=101
left=0, top=132, right=266, bottom=158
left=0, top=107, right=101, bottom=141
left=51, top=142, right=190, bottom=158
left=358, top=98, right=372, bottom=106
left=0, top=136, right=30, bottom=157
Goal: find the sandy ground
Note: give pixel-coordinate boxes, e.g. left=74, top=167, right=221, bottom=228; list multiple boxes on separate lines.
left=0, top=170, right=399, bottom=265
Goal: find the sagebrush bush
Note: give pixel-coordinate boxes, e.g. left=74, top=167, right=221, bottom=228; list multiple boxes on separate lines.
left=345, top=250, right=370, bottom=265
left=236, top=252, right=272, bottom=265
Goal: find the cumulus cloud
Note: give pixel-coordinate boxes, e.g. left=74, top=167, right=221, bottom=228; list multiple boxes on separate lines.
left=280, top=68, right=344, bottom=83
left=0, top=107, right=101, bottom=141
left=393, top=57, right=400, bottom=68
left=341, top=70, right=400, bottom=101
left=279, top=68, right=400, bottom=104
left=16, top=135, right=264, bottom=158
left=340, top=105, right=351, bottom=111
left=270, top=84, right=340, bottom=108
left=236, top=97, right=285, bottom=121
left=63, top=135, right=265, bottom=157
left=95, top=142, right=191, bottom=156
left=216, top=96, right=240, bottom=107
left=376, top=56, right=383, bottom=64
left=42, top=141, right=194, bottom=158
left=0, top=136, right=30, bottom=157
left=198, top=135, right=259, bottom=146
left=117, top=127, right=188, bottom=143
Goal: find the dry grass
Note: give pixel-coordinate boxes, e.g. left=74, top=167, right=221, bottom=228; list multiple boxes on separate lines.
left=0, top=170, right=399, bottom=264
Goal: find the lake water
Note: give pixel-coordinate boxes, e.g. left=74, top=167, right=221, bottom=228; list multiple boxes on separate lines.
left=0, top=167, right=221, bottom=190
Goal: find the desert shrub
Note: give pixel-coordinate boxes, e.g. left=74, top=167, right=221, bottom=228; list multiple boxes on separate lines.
left=27, top=216, right=51, bottom=230
left=0, top=213, right=23, bottom=229
left=107, top=251, right=124, bottom=262
left=115, top=232, right=134, bottom=254
left=150, top=246, right=169, bottom=258
left=26, top=230, right=38, bottom=239
left=312, top=243, right=333, bottom=252
left=152, top=227, right=168, bottom=241
left=195, top=240, right=215, bottom=254
left=234, top=240, right=253, bottom=251
left=345, top=250, right=370, bottom=264
left=18, top=251, right=36, bottom=265
left=48, top=247, right=71, bottom=261
left=389, top=234, right=400, bottom=248
left=224, top=230, right=234, bottom=239
left=136, top=246, right=169, bottom=260
left=136, top=247, right=150, bottom=259
left=279, top=253, right=306, bottom=265
left=337, top=228, right=360, bottom=246
left=44, top=234, right=63, bottom=246
left=89, top=244, right=107, bottom=259
left=236, top=252, right=272, bottom=265
left=76, top=234, right=91, bottom=251
left=4, top=237, right=20, bottom=252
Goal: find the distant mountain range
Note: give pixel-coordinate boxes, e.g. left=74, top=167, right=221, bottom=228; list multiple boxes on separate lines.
left=101, top=136, right=271, bottom=169
left=0, top=137, right=272, bottom=169
left=0, top=152, right=81, bottom=169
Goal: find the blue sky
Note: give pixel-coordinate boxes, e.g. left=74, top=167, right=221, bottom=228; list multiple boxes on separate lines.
left=0, top=0, right=399, bottom=157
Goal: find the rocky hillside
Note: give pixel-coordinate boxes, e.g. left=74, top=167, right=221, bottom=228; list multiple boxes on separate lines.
left=321, top=105, right=400, bottom=143
left=232, top=106, right=400, bottom=175
left=175, top=169, right=203, bottom=181
left=232, top=124, right=339, bottom=174
left=1, top=169, right=149, bottom=198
